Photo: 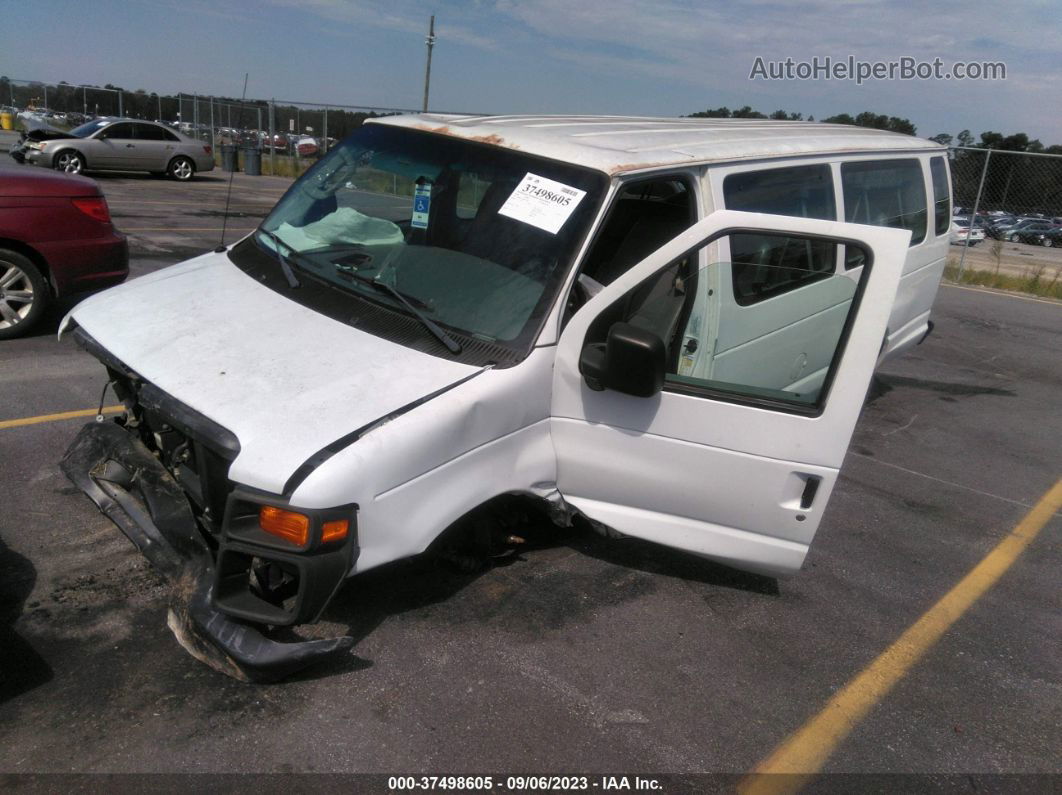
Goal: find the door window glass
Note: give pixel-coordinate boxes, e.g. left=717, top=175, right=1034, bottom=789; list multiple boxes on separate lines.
left=583, top=232, right=868, bottom=409
left=100, top=123, right=136, bottom=139
left=134, top=123, right=168, bottom=141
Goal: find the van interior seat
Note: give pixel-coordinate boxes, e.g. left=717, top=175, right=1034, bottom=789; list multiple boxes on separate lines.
left=586, top=199, right=691, bottom=286
left=457, top=179, right=558, bottom=279
left=590, top=200, right=694, bottom=355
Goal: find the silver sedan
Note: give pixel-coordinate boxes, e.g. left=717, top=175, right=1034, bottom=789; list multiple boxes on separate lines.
left=25, top=118, right=216, bottom=181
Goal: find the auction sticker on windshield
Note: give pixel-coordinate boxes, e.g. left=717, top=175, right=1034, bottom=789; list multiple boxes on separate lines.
left=498, top=173, right=587, bottom=234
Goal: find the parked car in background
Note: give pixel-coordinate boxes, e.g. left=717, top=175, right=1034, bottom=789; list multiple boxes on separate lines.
left=987, top=217, right=1043, bottom=240
left=1038, top=228, right=1062, bottom=247
left=1005, top=222, right=1057, bottom=244
left=0, top=166, right=127, bottom=339
left=950, top=219, right=985, bottom=246
left=265, top=133, right=289, bottom=152
left=23, top=118, right=215, bottom=181
left=296, top=135, right=318, bottom=157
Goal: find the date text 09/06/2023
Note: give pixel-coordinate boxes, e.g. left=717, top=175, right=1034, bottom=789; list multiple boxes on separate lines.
left=387, top=776, right=664, bottom=791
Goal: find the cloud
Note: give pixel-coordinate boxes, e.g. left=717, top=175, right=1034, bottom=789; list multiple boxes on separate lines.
left=254, top=0, right=1060, bottom=138
left=262, top=0, right=501, bottom=50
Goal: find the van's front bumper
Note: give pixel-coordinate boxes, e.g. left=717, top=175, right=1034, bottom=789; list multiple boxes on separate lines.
left=61, top=420, right=355, bottom=682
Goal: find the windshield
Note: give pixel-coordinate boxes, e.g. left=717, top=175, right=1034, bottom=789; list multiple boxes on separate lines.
left=69, top=120, right=110, bottom=138
left=247, top=124, right=606, bottom=359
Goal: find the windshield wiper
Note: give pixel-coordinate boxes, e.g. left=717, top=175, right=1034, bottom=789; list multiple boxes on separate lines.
left=258, top=229, right=301, bottom=289
left=334, top=268, right=461, bottom=354
left=333, top=265, right=429, bottom=311
left=367, top=277, right=462, bottom=355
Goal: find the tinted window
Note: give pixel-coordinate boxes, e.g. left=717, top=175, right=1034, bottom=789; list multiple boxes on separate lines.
left=134, top=123, right=168, bottom=141
left=100, top=123, right=136, bottom=139
left=930, top=157, right=950, bottom=236
left=723, top=164, right=837, bottom=305
left=842, top=159, right=926, bottom=245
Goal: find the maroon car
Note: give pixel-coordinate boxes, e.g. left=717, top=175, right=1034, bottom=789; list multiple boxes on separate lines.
left=0, top=167, right=128, bottom=339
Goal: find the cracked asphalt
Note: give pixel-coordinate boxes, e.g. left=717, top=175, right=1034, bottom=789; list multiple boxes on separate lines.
left=0, top=173, right=1059, bottom=778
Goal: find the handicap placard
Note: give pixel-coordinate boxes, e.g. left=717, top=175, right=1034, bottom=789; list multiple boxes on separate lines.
left=411, top=183, right=432, bottom=229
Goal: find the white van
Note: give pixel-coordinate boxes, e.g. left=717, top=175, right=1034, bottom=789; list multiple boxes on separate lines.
left=61, top=115, right=949, bottom=680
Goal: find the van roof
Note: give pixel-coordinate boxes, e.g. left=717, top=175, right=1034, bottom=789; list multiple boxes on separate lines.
left=370, top=114, right=945, bottom=177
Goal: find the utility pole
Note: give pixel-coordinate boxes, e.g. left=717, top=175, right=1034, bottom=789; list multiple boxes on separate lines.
left=422, top=15, right=436, bottom=113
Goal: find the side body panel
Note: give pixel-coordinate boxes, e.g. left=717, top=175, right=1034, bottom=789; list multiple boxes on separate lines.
left=291, top=347, right=558, bottom=573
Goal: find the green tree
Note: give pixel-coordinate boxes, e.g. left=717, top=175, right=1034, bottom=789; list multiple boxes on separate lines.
left=731, top=105, right=767, bottom=118
left=686, top=106, right=732, bottom=118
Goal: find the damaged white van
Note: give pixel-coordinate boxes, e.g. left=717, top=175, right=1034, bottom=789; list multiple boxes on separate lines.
left=61, top=115, right=950, bottom=681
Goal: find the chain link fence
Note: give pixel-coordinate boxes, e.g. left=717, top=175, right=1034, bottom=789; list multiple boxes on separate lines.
left=0, top=76, right=459, bottom=178
left=947, top=146, right=1062, bottom=297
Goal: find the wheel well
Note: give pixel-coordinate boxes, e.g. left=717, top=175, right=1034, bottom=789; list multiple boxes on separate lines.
left=54, top=146, right=86, bottom=166
left=424, top=492, right=562, bottom=567
left=0, top=238, right=55, bottom=295
left=168, top=154, right=195, bottom=172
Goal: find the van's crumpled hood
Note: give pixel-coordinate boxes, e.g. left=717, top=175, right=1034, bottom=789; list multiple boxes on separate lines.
left=66, top=250, right=481, bottom=495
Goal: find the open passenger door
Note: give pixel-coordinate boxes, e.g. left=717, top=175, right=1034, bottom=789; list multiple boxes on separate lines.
left=551, top=209, right=910, bottom=575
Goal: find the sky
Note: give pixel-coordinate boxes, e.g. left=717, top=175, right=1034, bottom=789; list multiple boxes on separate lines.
left=4, top=0, right=1060, bottom=144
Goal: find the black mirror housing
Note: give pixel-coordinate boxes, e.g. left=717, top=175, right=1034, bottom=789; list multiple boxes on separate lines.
left=579, top=322, right=666, bottom=398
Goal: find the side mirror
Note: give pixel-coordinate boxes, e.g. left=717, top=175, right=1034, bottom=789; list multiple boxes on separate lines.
left=579, top=322, right=666, bottom=398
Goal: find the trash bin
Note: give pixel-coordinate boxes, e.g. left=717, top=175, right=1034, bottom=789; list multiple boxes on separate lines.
left=221, top=144, right=238, bottom=172
left=0, top=111, right=14, bottom=131
left=242, top=147, right=261, bottom=176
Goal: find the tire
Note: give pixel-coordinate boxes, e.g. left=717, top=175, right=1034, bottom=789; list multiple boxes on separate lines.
left=1008, top=233, right=1019, bottom=242
left=168, top=156, right=195, bottom=181
left=1044, top=238, right=1054, bottom=248
left=53, top=149, right=85, bottom=175
left=0, top=249, right=49, bottom=340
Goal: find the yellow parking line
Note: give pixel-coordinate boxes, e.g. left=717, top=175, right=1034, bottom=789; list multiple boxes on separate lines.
left=739, top=478, right=1062, bottom=795
left=0, top=405, right=124, bottom=430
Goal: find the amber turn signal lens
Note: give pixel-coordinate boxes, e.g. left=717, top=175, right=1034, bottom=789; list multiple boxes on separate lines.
left=321, top=519, right=349, bottom=543
left=259, top=505, right=310, bottom=546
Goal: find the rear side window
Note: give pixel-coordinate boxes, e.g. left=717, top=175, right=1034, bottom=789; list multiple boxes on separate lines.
left=930, top=157, right=950, bottom=236
left=842, top=159, right=926, bottom=246
left=723, top=164, right=837, bottom=305
left=100, top=123, right=136, bottom=140
left=135, top=123, right=169, bottom=141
